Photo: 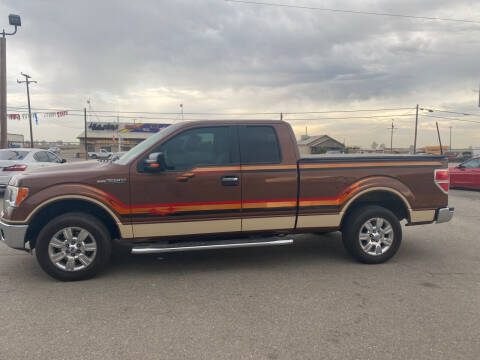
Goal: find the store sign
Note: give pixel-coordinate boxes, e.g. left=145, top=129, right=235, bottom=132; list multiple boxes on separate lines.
left=121, top=123, right=169, bottom=133
left=89, top=122, right=118, bottom=131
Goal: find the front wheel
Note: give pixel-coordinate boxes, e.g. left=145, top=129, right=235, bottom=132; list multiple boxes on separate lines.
left=35, top=213, right=112, bottom=281
left=342, top=205, right=402, bottom=264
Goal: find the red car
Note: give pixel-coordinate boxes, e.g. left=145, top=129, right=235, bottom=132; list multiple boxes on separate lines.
left=450, top=157, right=480, bottom=190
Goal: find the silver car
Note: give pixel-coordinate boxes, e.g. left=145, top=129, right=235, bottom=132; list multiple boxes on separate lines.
left=0, top=148, right=66, bottom=188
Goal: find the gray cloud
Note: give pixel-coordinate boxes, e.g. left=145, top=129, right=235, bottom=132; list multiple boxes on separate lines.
left=1, top=0, right=480, bottom=147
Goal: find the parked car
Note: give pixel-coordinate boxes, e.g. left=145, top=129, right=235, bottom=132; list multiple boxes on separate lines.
left=110, top=151, right=126, bottom=161
left=0, top=148, right=66, bottom=189
left=48, top=146, right=61, bottom=154
left=88, top=148, right=112, bottom=159
left=0, top=120, right=453, bottom=281
left=449, top=156, right=480, bottom=190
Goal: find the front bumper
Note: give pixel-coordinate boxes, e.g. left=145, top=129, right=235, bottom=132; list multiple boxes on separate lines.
left=0, top=219, right=28, bottom=250
left=436, top=207, right=454, bottom=224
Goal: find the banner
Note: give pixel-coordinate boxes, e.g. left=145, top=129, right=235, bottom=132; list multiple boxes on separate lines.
left=8, top=110, right=68, bottom=121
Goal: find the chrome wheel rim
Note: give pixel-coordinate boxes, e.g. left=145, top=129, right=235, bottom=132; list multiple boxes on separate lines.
left=358, top=217, right=394, bottom=256
left=48, top=227, right=97, bottom=272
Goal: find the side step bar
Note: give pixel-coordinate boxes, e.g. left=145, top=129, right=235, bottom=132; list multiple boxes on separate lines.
left=131, top=237, right=294, bottom=255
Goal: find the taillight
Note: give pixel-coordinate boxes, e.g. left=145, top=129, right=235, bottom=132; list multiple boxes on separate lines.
left=434, top=169, right=449, bottom=194
left=3, top=164, right=28, bottom=172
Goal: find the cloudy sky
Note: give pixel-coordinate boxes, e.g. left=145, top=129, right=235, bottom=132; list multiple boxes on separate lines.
left=1, top=0, right=480, bottom=148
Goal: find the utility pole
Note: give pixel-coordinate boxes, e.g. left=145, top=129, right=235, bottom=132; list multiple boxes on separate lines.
left=84, top=107, right=88, bottom=159
left=117, top=113, right=121, bottom=152
left=389, top=120, right=395, bottom=153
left=1, top=14, right=22, bottom=149
left=413, top=104, right=419, bottom=154
left=17, top=72, right=36, bottom=148
left=435, top=122, right=443, bottom=155
left=449, top=126, right=452, bottom=151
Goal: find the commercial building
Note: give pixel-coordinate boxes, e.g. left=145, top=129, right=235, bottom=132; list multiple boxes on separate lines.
left=297, top=135, right=345, bottom=155
left=0, top=132, right=26, bottom=148
left=77, top=122, right=170, bottom=154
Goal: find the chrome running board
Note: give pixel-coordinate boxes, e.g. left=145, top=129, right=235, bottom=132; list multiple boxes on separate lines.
left=131, top=237, right=294, bottom=255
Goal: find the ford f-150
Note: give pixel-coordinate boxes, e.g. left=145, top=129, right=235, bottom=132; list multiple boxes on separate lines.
left=0, top=120, right=454, bottom=280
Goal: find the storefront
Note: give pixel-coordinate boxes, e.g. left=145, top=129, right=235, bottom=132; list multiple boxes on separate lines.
left=77, top=122, right=170, bottom=154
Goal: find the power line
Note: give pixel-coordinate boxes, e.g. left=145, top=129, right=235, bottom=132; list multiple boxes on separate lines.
left=224, top=0, right=480, bottom=24
left=7, top=105, right=415, bottom=116
left=285, top=113, right=416, bottom=121
left=422, top=114, right=480, bottom=124
left=421, top=107, right=480, bottom=117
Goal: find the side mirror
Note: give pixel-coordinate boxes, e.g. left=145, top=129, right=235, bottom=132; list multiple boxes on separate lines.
left=144, top=152, right=166, bottom=172
left=457, top=164, right=464, bottom=169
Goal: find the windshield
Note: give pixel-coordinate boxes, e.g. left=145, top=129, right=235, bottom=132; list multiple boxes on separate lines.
left=0, top=150, right=29, bottom=160
left=114, top=123, right=182, bottom=165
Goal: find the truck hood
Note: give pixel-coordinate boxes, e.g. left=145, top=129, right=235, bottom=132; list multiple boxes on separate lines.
left=10, top=160, right=129, bottom=189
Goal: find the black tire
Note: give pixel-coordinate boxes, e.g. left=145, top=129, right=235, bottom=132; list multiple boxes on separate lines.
left=91, top=154, right=97, bottom=159
left=342, top=205, right=402, bottom=264
left=35, top=212, right=112, bottom=281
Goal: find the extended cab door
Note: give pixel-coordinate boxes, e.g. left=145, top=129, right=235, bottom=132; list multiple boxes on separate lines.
left=239, top=123, right=298, bottom=232
left=129, top=125, right=241, bottom=239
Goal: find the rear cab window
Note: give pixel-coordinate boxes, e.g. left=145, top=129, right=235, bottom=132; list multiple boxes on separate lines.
left=239, top=125, right=282, bottom=164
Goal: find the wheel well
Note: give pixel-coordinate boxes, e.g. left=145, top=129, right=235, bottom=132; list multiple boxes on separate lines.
left=341, top=190, right=409, bottom=228
left=26, top=199, right=121, bottom=249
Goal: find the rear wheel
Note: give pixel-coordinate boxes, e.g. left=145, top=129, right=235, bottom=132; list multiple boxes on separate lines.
left=35, top=213, right=112, bottom=281
left=342, top=205, right=402, bottom=264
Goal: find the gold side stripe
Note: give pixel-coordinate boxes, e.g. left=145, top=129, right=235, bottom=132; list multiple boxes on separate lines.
left=300, top=161, right=443, bottom=169
left=133, top=219, right=242, bottom=238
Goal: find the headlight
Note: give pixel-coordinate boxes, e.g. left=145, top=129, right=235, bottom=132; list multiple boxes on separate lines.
left=5, top=186, right=29, bottom=208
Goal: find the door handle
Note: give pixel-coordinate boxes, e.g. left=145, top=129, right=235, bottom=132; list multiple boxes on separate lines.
left=221, top=175, right=239, bottom=186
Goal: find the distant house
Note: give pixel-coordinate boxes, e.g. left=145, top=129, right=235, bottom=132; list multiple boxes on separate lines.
left=297, top=135, right=345, bottom=155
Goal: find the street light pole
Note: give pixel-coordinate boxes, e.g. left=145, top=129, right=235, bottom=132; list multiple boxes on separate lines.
left=0, top=37, right=6, bottom=148
left=1, top=14, right=22, bottom=149
left=17, top=73, right=36, bottom=148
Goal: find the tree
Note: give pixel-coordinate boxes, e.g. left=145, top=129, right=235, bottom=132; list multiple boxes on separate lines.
left=379, top=143, right=386, bottom=151
left=371, top=141, right=378, bottom=150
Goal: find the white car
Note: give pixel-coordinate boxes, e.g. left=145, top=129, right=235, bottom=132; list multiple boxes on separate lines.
left=0, top=148, right=66, bottom=189
left=88, top=148, right=112, bottom=159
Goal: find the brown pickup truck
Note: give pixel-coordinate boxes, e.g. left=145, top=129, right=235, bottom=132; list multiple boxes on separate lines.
left=0, top=120, right=454, bottom=281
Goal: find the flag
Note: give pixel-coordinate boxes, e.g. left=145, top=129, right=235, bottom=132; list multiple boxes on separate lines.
left=112, top=134, right=116, bottom=143
left=34, top=113, right=38, bottom=125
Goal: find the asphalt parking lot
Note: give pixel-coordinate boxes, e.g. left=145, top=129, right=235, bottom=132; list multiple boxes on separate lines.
left=0, top=190, right=479, bottom=360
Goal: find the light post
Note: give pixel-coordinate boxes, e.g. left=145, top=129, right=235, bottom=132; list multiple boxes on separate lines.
left=1, top=14, right=21, bottom=149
